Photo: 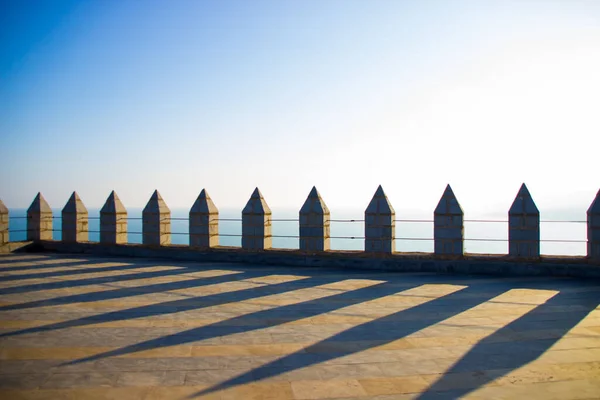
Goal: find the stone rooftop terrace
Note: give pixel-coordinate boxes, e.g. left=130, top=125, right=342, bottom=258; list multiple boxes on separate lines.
left=0, top=253, right=599, bottom=399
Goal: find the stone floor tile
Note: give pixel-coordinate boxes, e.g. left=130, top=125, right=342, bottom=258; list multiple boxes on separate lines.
left=316, top=363, right=386, bottom=379
left=1, top=254, right=599, bottom=398
left=185, top=368, right=251, bottom=385
left=291, top=379, right=368, bottom=399
left=218, top=382, right=295, bottom=400
left=40, top=372, right=118, bottom=389
left=420, top=370, right=499, bottom=391
left=0, top=373, right=50, bottom=389
left=115, top=370, right=186, bottom=387
left=466, top=378, right=600, bottom=400
left=93, top=356, right=228, bottom=372
left=0, top=389, right=70, bottom=400
left=358, top=376, right=429, bottom=396
left=378, top=360, right=446, bottom=376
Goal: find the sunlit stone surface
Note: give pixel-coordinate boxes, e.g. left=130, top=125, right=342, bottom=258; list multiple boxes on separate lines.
left=189, top=189, right=219, bottom=249
left=509, top=183, right=540, bottom=257
left=0, top=200, right=8, bottom=246
left=1, top=253, right=598, bottom=399
left=299, top=186, right=330, bottom=252
left=100, top=191, right=128, bottom=245
left=242, top=188, right=272, bottom=250
left=61, top=192, right=89, bottom=243
left=434, top=185, right=464, bottom=256
left=365, top=185, right=395, bottom=253
left=26, top=193, right=52, bottom=241
left=142, top=190, right=171, bottom=246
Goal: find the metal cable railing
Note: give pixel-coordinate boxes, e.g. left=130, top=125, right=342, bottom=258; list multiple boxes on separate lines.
left=6, top=215, right=588, bottom=246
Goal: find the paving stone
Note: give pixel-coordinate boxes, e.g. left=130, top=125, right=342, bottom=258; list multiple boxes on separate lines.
left=0, top=253, right=599, bottom=399
left=359, top=376, right=430, bottom=395
left=0, top=373, right=50, bottom=389
left=40, top=372, right=118, bottom=388
left=291, top=378, right=368, bottom=399
left=114, top=371, right=185, bottom=387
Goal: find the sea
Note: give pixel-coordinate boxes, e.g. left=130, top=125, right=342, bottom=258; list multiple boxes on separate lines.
left=5, top=208, right=588, bottom=256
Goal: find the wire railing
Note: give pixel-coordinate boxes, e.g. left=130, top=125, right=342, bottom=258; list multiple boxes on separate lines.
left=6, top=215, right=588, bottom=247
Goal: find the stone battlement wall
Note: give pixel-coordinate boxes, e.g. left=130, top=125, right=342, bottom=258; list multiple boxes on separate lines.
left=1, top=184, right=599, bottom=264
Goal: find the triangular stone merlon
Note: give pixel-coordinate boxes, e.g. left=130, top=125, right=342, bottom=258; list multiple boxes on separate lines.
left=509, top=183, right=539, bottom=215
left=364, top=186, right=395, bottom=253
left=100, top=191, right=127, bottom=215
left=100, top=191, right=128, bottom=244
left=434, top=185, right=463, bottom=216
left=142, top=190, right=171, bottom=246
left=300, top=186, right=330, bottom=215
left=0, top=199, right=8, bottom=245
left=190, top=189, right=219, bottom=215
left=143, top=190, right=171, bottom=215
left=62, top=192, right=89, bottom=243
left=189, top=189, right=219, bottom=248
left=27, top=193, right=53, bottom=241
left=0, top=199, right=8, bottom=214
left=365, top=185, right=395, bottom=215
left=588, top=189, right=600, bottom=259
left=242, top=187, right=272, bottom=215
left=242, top=188, right=272, bottom=250
left=62, top=192, right=88, bottom=214
left=587, top=189, right=600, bottom=215
left=27, top=192, right=52, bottom=214
left=433, top=186, right=464, bottom=256
left=508, top=183, right=540, bottom=258
left=299, top=187, right=330, bottom=252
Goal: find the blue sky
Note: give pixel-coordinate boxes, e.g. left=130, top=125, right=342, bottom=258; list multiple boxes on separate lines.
left=1, top=0, right=599, bottom=216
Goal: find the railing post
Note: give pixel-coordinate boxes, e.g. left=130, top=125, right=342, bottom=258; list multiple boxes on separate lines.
left=0, top=199, right=8, bottom=245
left=365, top=185, right=395, bottom=253
left=143, top=190, right=171, bottom=246
left=189, top=189, right=219, bottom=248
left=27, top=193, right=52, bottom=241
left=242, top=188, right=272, bottom=250
left=587, top=189, right=600, bottom=260
left=434, top=184, right=464, bottom=256
left=299, top=186, right=330, bottom=252
left=62, top=192, right=88, bottom=242
left=100, top=191, right=128, bottom=244
left=509, top=183, right=540, bottom=257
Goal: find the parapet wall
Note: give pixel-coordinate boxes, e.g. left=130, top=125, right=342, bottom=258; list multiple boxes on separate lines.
left=9, top=240, right=600, bottom=280
left=1, top=184, right=600, bottom=274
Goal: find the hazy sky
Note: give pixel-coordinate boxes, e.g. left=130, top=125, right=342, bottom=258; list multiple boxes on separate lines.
left=1, top=0, right=599, bottom=215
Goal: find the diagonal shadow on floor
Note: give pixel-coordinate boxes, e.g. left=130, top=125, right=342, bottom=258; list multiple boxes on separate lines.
left=0, top=272, right=342, bottom=339
left=415, top=289, right=600, bottom=399
left=61, top=279, right=425, bottom=366
left=0, top=262, right=212, bottom=296
left=0, top=269, right=263, bottom=312
left=189, top=283, right=526, bottom=399
left=0, top=260, right=178, bottom=282
left=0, top=258, right=98, bottom=273
left=0, top=255, right=60, bottom=265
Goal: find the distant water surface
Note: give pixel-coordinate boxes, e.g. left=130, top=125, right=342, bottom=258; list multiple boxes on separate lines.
left=6, top=208, right=587, bottom=256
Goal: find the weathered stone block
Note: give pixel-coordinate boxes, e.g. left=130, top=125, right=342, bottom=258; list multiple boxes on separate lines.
left=189, top=189, right=219, bottom=248
left=587, top=189, right=600, bottom=259
left=143, top=190, right=171, bottom=246
left=27, top=193, right=52, bottom=241
left=242, top=188, right=272, bottom=250
left=0, top=199, right=8, bottom=245
left=434, top=185, right=464, bottom=255
left=509, top=183, right=540, bottom=257
left=365, top=185, right=395, bottom=253
left=100, top=191, right=128, bottom=244
left=62, top=192, right=88, bottom=243
left=299, top=186, right=330, bottom=252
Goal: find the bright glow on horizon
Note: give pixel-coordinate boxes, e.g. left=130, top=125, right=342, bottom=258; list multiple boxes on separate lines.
left=1, top=0, right=599, bottom=217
